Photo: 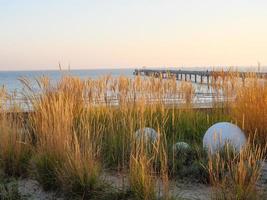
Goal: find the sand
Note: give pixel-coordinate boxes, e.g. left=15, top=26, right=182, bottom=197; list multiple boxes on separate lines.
left=14, top=161, right=267, bottom=200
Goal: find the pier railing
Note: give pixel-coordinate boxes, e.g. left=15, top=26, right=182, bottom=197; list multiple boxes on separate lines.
left=134, top=69, right=267, bottom=85
left=1, top=92, right=231, bottom=111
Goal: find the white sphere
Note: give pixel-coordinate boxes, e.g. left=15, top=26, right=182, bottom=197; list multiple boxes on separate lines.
left=203, top=122, right=246, bottom=154
left=135, top=127, right=158, bottom=143
left=173, top=142, right=191, bottom=152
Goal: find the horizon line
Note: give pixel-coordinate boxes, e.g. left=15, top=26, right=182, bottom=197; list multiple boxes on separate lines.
left=0, top=65, right=266, bottom=72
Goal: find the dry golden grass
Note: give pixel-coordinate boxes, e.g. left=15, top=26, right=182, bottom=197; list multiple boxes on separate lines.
left=0, top=71, right=266, bottom=199
left=0, top=114, right=31, bottom=177
left=129, top=152, right=156, bottom=200
left=0, top=89, right=31, bottom=177
left=208, top=140, right=266, bottom=200
left=21, top=76, right=103, bottom=192
left=231, top=75, right=267, bottom=144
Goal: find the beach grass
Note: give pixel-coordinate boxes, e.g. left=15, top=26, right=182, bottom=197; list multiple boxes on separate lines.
left=0, top=73, right=266, bottom=199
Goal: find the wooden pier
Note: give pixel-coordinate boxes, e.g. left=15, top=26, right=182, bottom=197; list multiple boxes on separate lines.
left=134, top=69, right=267, bottom=85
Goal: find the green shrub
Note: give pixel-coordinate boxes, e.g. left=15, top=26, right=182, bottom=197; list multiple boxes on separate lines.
left=0, top=177, right=22, bottom=200
left=33, top=151, right=63, bottom=191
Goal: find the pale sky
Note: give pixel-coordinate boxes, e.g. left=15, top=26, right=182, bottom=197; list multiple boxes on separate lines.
left=0, top=0, right=267, bottom=70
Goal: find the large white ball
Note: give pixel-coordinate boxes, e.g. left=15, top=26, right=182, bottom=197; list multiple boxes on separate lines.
left=203, top=122, right=246, bottom=154
left=135, top=127, right=158, bottom=143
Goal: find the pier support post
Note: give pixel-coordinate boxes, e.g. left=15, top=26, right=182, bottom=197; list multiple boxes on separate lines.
left=207, top=75, right=210, bottom=88
left=185, top=74, right=187, bottom=81
left=200, top=75, right=203, bottom=83
left=195, top=74, right=197, bottom=83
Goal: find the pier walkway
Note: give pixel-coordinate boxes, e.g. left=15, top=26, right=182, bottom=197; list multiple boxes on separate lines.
left=134, top=68, right=267, bottom=85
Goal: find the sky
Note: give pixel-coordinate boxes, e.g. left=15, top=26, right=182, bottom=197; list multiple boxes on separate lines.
left=0, top=0, right=267, bottom=70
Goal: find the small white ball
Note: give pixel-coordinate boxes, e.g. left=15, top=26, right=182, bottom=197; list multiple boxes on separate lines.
left=173, top=142, right=191, bottom=152
left=135, top=127, right=158, bottom=143
left=203, top=122, right=246, bottom=154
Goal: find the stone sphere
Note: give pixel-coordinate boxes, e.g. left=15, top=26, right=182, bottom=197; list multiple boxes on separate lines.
left=173, top=142, right=191, bottom=152
left=135, top=127, right=158, bottom=143
left=203, top=122, right=246, bottom=154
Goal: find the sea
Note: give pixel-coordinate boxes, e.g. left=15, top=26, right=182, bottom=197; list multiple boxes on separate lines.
left=1, top=66, right=264, bottom=93
left=0, top=68, right=134, bottom=93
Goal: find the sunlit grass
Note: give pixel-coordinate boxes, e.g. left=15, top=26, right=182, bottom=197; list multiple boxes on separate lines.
left=208, top=140, right=266, bottom=200
left=0, top=71, right=266, bottom=199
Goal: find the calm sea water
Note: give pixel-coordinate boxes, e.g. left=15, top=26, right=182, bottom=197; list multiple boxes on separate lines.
left=0, top=69, right=134, bottom=93
left=1, top=67, right=265, bottom=93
